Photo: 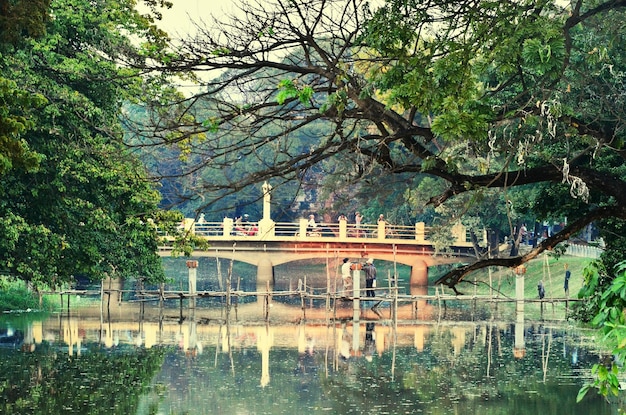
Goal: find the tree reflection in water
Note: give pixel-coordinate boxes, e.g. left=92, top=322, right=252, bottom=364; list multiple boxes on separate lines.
left=0, top=305, right=620, bottom=415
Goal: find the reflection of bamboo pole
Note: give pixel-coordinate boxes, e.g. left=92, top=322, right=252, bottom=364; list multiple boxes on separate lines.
left=214, top=324, right=221, bottom=367
left=486, top=323, right=492, bottom=377
left=325, top=251, right=331, bottom=319
left=391, top=314, right=397, bottom=381
left=301, top=276, right=306, bottom=320
left=324, top=323, right=330, bottom=376
left=235, top=276, right=240, bottom=319
left=542, top=329, right=552, bottom=382
left=228, top=255, right=234, bottom=317
left=217, top=252, right=223, bottom=291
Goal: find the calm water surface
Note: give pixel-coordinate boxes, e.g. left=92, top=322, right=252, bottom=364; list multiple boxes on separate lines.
left=0, top=298, right=620, bottom=415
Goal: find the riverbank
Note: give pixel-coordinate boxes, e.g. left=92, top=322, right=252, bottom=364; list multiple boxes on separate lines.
left=0, top=279, right=56, bottom=313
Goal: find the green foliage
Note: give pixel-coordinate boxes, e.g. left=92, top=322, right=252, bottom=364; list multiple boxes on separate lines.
left=0, top=76, right=45, bottom=174
left=277, top=79, right=314, bottom=105
left=0, top=0, right=51, bottom=45
left=0, top=279, right=55, bottom=312
left=0, top=0, right=177, bottom=288
left=576, top=260, right=626, bottom=402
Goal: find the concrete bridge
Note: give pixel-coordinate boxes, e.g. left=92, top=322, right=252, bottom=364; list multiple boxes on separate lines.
left=159, top=183, right=484, bottom=291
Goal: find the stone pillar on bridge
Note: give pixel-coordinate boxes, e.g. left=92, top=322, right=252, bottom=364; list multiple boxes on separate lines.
left=339, top=218, right=347, bottom=239
left=256, top=258, right=275, bottom=294
left=298, top=218, right=308, bottom=239
left=415, top=222, right=426, bottom=242
left=223, top=218, right=233, bottom=236
left=377, top=220, right=386, bottom=241
left=258, top=181, right=276, bottom=238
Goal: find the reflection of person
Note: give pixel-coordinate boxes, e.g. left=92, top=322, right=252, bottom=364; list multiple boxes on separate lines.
left=364, top=322, right=376, bottom=362
left=340, top=323, right=351, bottom=361
left=341, top=258, right=352, bottom=297
left=363, top=258, right=377, bottom=298
left=564, top=263, right=571, bottom=296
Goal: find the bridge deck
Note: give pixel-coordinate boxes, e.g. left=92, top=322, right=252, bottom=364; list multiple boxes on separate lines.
left=163, top=219, right=480, bottom=248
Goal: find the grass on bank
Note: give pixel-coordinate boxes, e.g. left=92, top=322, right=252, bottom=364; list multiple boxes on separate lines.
left=447, top=254, right=590, bottom=298
left=438, top=254, right=593, bottom=320
left=0, top=278, right=57, bottom=313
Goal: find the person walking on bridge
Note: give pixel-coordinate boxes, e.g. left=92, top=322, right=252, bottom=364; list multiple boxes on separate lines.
left=363, top=258, right=377, bottom=298
left=307, top=214, right=318, bottom=234
left=354, top=212, right=363, bottom=237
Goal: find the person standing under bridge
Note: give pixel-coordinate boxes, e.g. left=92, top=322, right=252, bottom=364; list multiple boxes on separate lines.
left=363, top=258, right=377, bottom=298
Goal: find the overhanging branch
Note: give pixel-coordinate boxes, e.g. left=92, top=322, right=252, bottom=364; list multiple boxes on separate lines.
left=434, top=205, right=626, bottom=291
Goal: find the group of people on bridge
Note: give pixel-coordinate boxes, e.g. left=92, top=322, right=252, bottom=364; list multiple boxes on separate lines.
left=189, top=210, right=416, bottom=240
left=305, top=211, right=389, bottom=238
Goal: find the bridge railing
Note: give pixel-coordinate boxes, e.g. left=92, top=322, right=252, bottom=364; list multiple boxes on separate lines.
left=158, top=218, right=479, bottom=248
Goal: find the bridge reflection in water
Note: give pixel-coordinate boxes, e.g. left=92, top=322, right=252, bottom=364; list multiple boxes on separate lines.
left=18, top=303, right=568, bottom=378
left=3, top=302, right=611, bottom=415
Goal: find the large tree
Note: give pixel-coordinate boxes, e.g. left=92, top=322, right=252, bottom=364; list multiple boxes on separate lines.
left=132, top=0, right=626, bottom=291
left=0, top=0, right=179, bottom=288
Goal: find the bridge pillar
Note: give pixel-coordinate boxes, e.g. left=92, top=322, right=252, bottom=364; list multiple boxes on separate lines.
left=256, top=258, right=275, bottom=292
left=409, top=260, right=428, bottom=290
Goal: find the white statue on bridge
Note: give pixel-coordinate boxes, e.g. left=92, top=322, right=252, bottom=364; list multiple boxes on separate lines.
left=258, top=181, right=275, bottom=237
left=262, top=181, right=272, bottom=220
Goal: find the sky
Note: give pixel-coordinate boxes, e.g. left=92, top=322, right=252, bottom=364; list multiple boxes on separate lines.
left=155, top=0, right=241, bottom=36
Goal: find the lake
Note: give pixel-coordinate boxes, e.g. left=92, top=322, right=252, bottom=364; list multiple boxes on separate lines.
left=0, top=295, right=620, bottom=415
